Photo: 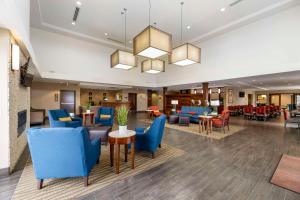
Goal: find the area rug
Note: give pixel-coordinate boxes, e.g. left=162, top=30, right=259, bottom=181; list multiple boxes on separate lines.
left=139, top=119, right=245, bottom=140
left=271, top=154, right=300, bottom=193
left=12, top=144, right=184, bottom=200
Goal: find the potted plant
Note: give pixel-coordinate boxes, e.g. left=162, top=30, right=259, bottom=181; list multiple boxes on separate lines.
left=117, top=105, right=129, bottom=134
left=86, top=103, right=91, bottom=114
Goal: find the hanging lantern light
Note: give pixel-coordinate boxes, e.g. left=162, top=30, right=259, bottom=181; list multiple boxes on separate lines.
left=141, top=59, right=165, bottom=74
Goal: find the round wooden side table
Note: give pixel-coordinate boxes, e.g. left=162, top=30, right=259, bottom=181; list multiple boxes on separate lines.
left=108, top=130, right=136, bottom=174
left=199, top=115, right=213, bottom=134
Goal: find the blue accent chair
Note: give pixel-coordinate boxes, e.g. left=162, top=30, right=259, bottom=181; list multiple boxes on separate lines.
left=27, top=127, right=100, bottom=189
left=48, top=109, right=82, bottom=128
left=177, top=106, right=212, bottom=123
left=95, top=107, right=114, bottom=126
left=135, top=114, right=166, bottom=158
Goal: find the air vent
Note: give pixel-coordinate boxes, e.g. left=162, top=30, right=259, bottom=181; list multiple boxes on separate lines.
left=229, top=0, right=244, bottom=7
left=106, top=37, right=124, bottom=44
left=73, top=7, right=80, bottom=22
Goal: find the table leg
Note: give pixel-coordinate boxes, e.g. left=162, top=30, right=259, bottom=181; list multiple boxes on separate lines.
left=115, top=144, right=120, bottom=174
left=210, top=120, right=213, bottom=133
left=199, top=120, right=201, bottom=133
left=90, top=115, right=94, bottom=125
left=206, top=119, right=209, bottom=135
left=83, top=115, right=86, bottom=126
left=124, top=144, right=128, bottom=162
left=131, top=142, right=135, bottom=169
left=110, top=144, right=114, bottom=167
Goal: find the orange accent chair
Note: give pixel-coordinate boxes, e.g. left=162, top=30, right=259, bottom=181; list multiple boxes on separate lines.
left=212, top=110, right=230, bottom=133
left=148, top=106, right=163, bottom=118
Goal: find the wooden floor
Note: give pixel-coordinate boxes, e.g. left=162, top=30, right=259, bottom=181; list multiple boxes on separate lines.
left=1, top=113, right=300, bottom=200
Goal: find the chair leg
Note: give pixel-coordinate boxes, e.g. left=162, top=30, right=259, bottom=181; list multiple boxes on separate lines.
left=223, top=127, right=225, bottom=134
left=227, top=125, right=230, bottom=131
left=152, top=152, right=155, bottom=159
left=83, top=176, right=88, bottom=187
left=96, top=158, right=99, bottom=164
left=37, top=179, right=43, bottom=190
left=284, top=121, right=287, bottom=128
left=159, top=144, right=161, bottom=148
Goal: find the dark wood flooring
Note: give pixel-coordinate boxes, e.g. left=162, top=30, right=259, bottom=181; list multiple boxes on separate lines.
left=1, top=113, right=300, bottom=200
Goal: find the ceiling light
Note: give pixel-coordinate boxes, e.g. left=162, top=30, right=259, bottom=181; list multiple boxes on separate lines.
left=129, top=40, right=132, bottom=44
left=220, top=7, right=226, bottom=12
left=133, top=0, right=172, bottom=59
left=111, top=50, right=136, bottom=70
left=252, top=80, right=256, bottom=82
left=104, top=33, right=108, bottom=36
left=71, top=21, right=76, bottom=26
left=76, top=1, right=82, bottom=7
left=186, top=25, right=191, bottom=29
left=111, top=9, right=136, bottom=70
left=141, top=59, right=165, bottom=74
left=171, top=2, right=201, bottom=66
left=134, top=26, right=172, bottom=59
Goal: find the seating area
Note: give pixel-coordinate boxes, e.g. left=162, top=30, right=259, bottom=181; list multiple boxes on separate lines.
left=2, top=1, right=300, bottom=199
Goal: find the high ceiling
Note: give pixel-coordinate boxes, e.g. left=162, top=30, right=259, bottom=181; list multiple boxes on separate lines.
left=31, top=0, right=296, bottom=48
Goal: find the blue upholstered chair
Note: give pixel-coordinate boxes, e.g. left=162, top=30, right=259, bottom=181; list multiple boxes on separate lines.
left=135, top=114, right=167, bottom=158
left=48, top=109, right=82, bottom=128
left=27, top=127, right=100, bottom=189
left=95, top=107, right=114, bottom=126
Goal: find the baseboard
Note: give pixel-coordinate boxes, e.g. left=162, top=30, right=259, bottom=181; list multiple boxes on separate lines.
left=0, top=167, right=9, bottom=177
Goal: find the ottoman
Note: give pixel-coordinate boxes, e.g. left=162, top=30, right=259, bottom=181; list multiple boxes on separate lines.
left=169, top=115, right=179, bottom=124
left=87, top=124, right=112, bottom=145
left=179, top=116, right=190, bottom=126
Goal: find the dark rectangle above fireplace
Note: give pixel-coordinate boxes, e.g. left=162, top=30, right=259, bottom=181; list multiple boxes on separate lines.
left=18, top=110, right=27, bottom=136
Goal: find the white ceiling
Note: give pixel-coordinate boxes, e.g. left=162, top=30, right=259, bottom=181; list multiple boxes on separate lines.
left=30, top=0, right=297, bottom=48
left=167, top=70, right=300, bottom=91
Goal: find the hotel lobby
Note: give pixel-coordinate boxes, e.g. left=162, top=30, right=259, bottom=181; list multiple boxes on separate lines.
left=1, top=0, right=300, bottom=199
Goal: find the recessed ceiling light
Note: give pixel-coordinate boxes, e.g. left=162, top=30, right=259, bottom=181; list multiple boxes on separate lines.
left=71, top=21, right=76, bottom=26
left=76, top=1, right=82, bottom=6
left=129, top=40, right=132, bottom=44
left=186, top=25, right=191, bottom=29
left=104, top=33, right=108, bottom=36
left=252, top=80, right=256, bottom=82
left=220, top=7, right=226, bottom=12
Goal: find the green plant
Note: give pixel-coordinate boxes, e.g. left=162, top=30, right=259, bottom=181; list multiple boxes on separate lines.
left=116, top=105, right=129, bottom=126
left=86, top=102, right=91, bottom=110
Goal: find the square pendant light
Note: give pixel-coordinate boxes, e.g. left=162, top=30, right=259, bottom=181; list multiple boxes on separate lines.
left=133, top=26, right=172, bottom=59
left=170, top=43, right=201, bottom=66
left=141, top=59, right=165, bottom=74
left=111, top=50, right=136, bottom=70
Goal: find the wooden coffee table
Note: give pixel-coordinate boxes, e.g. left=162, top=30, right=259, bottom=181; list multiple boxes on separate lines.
left=82, top=112, right=95, bottom=126
left=108, top=130, right=136, bottom=174
left=199, top=115, right=213, bottom=134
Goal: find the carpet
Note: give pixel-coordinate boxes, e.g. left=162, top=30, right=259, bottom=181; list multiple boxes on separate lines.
left=139, top=119, right=245, bottom=140
left=12, top=144, right=184, bottom=200
left=271, top=154, right=300, bottom=193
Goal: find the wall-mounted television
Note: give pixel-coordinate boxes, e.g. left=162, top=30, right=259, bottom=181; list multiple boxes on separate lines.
left=239, top=91, right=245, bottom=98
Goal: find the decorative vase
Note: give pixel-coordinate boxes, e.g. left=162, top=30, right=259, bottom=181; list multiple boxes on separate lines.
left=86, top=110, right=91, bottom=114
left=119, top=125, right=127, bottom=134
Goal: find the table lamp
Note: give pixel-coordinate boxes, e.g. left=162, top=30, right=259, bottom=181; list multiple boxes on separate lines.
left=171, top=100, right=179, bottom=113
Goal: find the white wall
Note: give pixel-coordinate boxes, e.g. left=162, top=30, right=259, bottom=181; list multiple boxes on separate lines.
left=0, top=29, right=10, bottom=170
left=157, top=5, right=300, bottom=86
left=30, top=28, right=157, bottom=87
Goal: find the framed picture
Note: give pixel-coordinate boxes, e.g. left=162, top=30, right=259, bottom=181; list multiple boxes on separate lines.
left=228, top=89, right=233, bottom=104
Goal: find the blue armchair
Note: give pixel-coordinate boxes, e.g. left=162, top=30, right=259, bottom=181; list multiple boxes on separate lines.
left=48, top=109, right=82, bottom=128
left=27, top=127, right=100, bottom=189
left=135, top=114, right=166, bottom=158
left=95, top=107, right=114, bottom=126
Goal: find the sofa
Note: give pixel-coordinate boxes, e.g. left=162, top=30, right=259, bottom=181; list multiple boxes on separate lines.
left=95, top=107, right=114, bottom=126
left=48, top=109, right=82, bottom=128
left=176, top=106, right=211, bottom=123
left=27, top=127, right=101, bottom=189
left=135, top=114, right=166, bottom=158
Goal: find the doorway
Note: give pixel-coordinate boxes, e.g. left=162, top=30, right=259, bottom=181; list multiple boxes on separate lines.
left=248, top=94, right=253, bottom=105
left=60, top=90, right=76, bottom=114
left=270, top=94, right=280, bottom=106
left=128, top=93, right=137, bottom=111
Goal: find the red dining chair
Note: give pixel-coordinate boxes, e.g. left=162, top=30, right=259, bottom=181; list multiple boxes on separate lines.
left=212, top=110, right=230, bottom=134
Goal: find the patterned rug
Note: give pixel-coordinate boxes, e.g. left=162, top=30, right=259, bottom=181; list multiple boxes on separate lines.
left=271, top=154, right=300, bottom=193
left=12, top=144, right=184, bottom=200
left=139, top=119, right=245, bottom=140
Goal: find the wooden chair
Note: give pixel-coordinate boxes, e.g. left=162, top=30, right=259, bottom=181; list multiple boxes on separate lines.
left=212, top=110, right=230, bottom=134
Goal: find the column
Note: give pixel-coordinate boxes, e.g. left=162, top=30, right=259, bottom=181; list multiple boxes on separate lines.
left=202, top=82, right=209, bottom=106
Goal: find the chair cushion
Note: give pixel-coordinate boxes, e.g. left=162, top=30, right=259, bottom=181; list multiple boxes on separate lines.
left=58, top=117, right=72, bottom=122
left=188, top=112, right=196, bottom=115
left=100, top=114, right=111, bottom=119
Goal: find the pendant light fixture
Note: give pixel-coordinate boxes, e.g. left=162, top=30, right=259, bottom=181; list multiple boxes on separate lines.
left=111, top=8, right=136, bottom=70
left=170, top=2, right=201, bottom=66
left=133, top=0, right=172, bottom=59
